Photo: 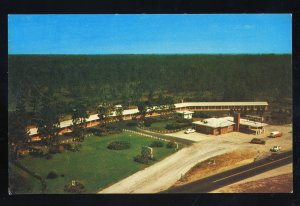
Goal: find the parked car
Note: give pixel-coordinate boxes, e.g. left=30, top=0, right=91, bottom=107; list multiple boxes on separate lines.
left=184, top=128, right=196, bottom=134
left=269, top=131, right=282, bottom=138
left=250, top=138, right=266, bottom=145
left=270, top=145, right=281, bottom=152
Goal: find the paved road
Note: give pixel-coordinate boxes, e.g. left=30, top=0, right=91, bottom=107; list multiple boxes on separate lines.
left=163, top=151, right=292, bottom=193
left=98, top=141, right=237, bottom=193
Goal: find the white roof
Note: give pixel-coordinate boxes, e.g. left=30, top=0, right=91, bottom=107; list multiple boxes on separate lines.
left=192, top=116, right=268, bottom=129
left=29, top=127, right=38, bottom=136
left=28, top=101, right=268, bottom=136
left=225, top=117, right=267, bottom=127
left=123, top=108, right=139, bottom=115
left=193, top=117, right=235, bottom=128
left=239, top=118, right=268, bottom=127
left=177, top=110, right=194, bottom=114
left=175, top=102, right=268, bottom=108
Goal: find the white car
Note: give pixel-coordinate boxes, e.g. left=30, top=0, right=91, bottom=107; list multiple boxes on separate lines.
left=270, top=146, right=281, bottom=152
left=184, top=128, right=196, bottom=134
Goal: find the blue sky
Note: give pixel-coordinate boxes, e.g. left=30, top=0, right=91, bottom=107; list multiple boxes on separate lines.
left=8, top=14, right=292, bottom=54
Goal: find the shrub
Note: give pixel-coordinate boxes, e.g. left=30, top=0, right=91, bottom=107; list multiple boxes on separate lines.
left=49, top=145, right=64, bottom=154
left=166, top=141, right=177, bottom=149
left=144, top=118, right=158, bottom=127
left=45, top=154, right=53, bottom=160
left=134, top=155, right=152, bottom=164
left=107, top=141, right=131, bottom=150
left=47, top=171, right=58, bottom=179
left=29, top=146, right=49, bottom=157
left=126, top=122, right=138, bottom=127
left=193, top=112, right=211, bottom=118
left=141, top=146, right=153, bottom=159
left=63, top=132, right=76, bottom=137
left=64, top=181, right=85, bottom=193
left=165, top=123, right=180, bottom=130
left=49, top=147, right=57, bottom=154
left=63, top=143, right=81, bottom=152
left=86, top=128, right=102, bottom=135
left=60, top=174, right=65, bottom=177
left=144, top=121, right=152, bottom=127
left=91, top=126, right=122, bottom=136
left=150, top=140, right=164, bottom=147
left=176, top=118, right=193, bottom=124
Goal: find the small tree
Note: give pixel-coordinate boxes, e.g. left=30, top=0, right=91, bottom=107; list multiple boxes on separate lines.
left=36, top=97, right=61, bottom=147
left=71, top=103, right=90, bottom=142
left=165, top=96, right=176, bottom=115
left=137, top=101, right=148, bottom=120
left=97, top=102, right=113, bottom=124
left=8, top=97, right=30, bottom=160
left=146, top=90, right=155, bottom=116
left=115, top=106, right=124, bottom=122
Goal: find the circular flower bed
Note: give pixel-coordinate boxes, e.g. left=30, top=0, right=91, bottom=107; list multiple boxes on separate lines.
left=107, top=141, right=131, bottom=150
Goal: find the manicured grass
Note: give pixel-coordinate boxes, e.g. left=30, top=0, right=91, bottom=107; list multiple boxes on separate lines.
left=149, top=119, right=192, bottom=131
left=9, top=163, right=43, bottom=194
left=150, top=119, right=175, bottom=130
left=15, top=132, right=178, bottom=194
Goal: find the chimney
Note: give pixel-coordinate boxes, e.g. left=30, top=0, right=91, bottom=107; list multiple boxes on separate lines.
left=234, top=112, right=240, bottom=132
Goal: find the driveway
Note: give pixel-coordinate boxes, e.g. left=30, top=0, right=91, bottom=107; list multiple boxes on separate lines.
left=98, top=139, right=238, bottom=193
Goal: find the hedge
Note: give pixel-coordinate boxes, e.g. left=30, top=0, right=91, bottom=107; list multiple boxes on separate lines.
left=134, top=155, right=152, bottom=164
left=107, top=141, right=131, bottom=150
left=166, top=141, right=177, bottom=149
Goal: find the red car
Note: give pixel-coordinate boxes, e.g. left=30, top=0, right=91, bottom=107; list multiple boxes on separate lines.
left=269, top=131, right=282, bottom=138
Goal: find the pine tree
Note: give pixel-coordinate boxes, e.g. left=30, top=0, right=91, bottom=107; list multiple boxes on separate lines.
left=8, top=93, right=29, bottom=160
left=36, top=96, right=60, bottom=146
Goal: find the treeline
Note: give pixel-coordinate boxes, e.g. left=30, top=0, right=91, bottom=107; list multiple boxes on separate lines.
left=8, top=54, right=292, bottom=116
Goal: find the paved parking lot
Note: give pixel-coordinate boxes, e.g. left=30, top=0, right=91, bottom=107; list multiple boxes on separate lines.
left=166, top=124, right=292, bottom=156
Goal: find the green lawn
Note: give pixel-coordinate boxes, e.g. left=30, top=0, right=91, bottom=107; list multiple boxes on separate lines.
left=15, top=132, right=177, bottom=194
left=149, top=119, right=192, bottom=131
left=150, top=119, right=175, bottom=130
left=9, top=163, right=43, bottom=194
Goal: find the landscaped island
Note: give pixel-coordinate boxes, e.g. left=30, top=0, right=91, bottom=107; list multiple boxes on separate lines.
left=10, top=131, right=179, bottom=194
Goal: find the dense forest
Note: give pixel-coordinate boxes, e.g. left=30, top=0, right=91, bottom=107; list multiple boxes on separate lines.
left=8, top=54, right=292, bottom=118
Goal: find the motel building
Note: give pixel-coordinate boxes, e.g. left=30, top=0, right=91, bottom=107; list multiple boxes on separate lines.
left=28, top=102, right=268, bottom=140
left=193, top=117, right=235, bottom=135
left=192, top=113, right=268, bottom=135
left=176, top=110, right=194, bottom=119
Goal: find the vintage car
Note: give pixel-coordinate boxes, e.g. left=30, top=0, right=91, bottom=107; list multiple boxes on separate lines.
left=250, top=138, right=266, bottom=145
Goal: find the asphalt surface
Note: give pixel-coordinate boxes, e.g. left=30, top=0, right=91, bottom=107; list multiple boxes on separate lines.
left=163, top=151, right=292, bottom=193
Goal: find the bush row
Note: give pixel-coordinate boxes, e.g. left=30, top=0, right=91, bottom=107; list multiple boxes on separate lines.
left=86, top=126, right=122, bottom=136
left=107, top=141, right=131, bottom=150
left=165, top=122, right=191, bottom=130
left=150, top=140, right=164, bottom=147
left=166, top=141, right=177, bottom=149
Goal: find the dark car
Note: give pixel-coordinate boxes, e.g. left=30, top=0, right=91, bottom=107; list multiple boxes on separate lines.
left=250, top=138, right=266, bottom=145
